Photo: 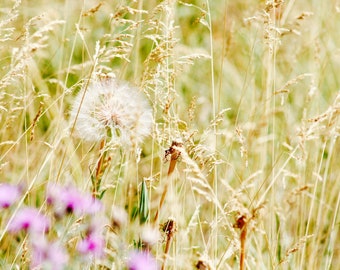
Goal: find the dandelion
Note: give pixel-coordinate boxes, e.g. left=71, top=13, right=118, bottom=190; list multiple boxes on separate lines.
left=8, top=207, right=50, bottom=234
left=70, top=78, right=153, bottom=147
left=0, top=183, right=21, bottom=208
left=127, top=251, right=158, bottom=270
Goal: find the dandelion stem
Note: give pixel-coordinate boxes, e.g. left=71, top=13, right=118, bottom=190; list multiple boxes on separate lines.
left=92, top=139, right=106, bottom=197
left=95, top=139, right=106, bottom=179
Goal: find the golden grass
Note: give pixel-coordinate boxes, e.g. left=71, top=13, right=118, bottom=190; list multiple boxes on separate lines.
left=1, top=0, right=340, bottom=269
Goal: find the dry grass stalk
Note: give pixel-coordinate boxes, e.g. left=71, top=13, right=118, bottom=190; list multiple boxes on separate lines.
left=161, top=218, right=177, bottom=270
left=154, top=140, right=183, bottom=222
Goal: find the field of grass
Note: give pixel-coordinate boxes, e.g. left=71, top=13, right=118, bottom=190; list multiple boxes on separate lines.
left=1, top=0, right=340, bottom=269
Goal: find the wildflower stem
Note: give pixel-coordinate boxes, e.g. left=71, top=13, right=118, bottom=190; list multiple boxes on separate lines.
left=234, top=215, right=248, bottom=270
left=161, top=234, right=173, bottom=270
left=240, top=226, right=247, bottom=270
left=153, top=182, right=169, bottom=223
left=161, top=219, right=176, bottom=270
left=167, top=158, right=177, bottom=176
left=154, top=141, right=182, bottom=223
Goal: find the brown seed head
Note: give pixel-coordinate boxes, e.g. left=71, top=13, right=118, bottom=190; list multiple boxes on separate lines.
left=162, top=218, right=176, bottom=238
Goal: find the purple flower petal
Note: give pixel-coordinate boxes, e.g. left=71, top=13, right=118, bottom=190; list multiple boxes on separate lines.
left=77, top=232, right=105, bottom=258
left=0, top=184, right=21, bottom=208
left=31, top=237, right=68, bottom=270
left=128, top=251, right=158, bottom=270
left=46, top=184, right=102, bottom=217
left=8, top=207, right=50, bottom=234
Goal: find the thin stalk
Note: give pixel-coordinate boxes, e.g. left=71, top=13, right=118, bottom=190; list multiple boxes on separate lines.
left=92, top=139, right=106, bottom=197
left=161, top=219, right=176, bottom=270
left=154, top=141, right=182, bottom=223
left=240, top=226, right=247, bottom=270
left=234, top=215, right=248, bottom=270
left=205, top=0, right=218, bottom=263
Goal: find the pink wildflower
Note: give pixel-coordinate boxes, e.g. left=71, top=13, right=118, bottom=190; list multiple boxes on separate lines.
left=77, top=232, right=105, bottom=258
left=127, top=251, right=158, bottom=270
left=31, top=237, right=68, bottom=270
left=8, top=207, right=50, bottom=234
left=46, top=184, right=102, bottom=217
left=0, top=184, right=21, bottom=208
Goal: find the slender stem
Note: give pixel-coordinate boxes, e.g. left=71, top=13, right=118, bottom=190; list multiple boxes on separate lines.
left=153, top=182, right=169, bottom=223
left=240, top=226, right=247, bottom=270
left=154, top=141, right=181, bottom=222
left=161, top=219, right=176, bottom=270
left=235, top=215, right=248, bottom=270
left=95, top=139, right=106, bottom=179
left=167, top=158, right=177, bottom=176
left=92, top=139, right=106, bottom=197
left=161, top=234, right=173, bottom=270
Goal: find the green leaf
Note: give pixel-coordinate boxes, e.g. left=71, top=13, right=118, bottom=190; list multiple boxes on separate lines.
left=139, top=180, right=149, bottom=224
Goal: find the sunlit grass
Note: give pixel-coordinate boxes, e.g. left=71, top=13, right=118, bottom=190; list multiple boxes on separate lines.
left=1, top=0, right=339, bottom=269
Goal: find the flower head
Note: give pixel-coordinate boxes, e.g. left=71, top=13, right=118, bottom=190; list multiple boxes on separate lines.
left=70, top=78, right=153, bottom=147
left=77, top=216, right=106, bottom=259
left=8, top=207, right=50, bottom=234
left=47, top=183, right=102, bottom=217
left=0, top=183, right=21, bottom=208
left=141, top=225, right=160, bottom=248
left=111, top=205, right=128, bottom=230
left=127, top=251, right=158, bottom=270
left=77, top=231, right=105, bottom=258
left=31, top=237, right=69, bottom=270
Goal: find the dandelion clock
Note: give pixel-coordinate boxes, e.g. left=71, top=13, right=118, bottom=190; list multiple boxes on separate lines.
left=70, top=78, right=153, bottom=148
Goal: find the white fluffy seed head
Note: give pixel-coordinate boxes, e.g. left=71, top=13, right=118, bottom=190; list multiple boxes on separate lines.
left=70, top=78, right=153, bottom=148
left=141, top=225, right=160, bottom=247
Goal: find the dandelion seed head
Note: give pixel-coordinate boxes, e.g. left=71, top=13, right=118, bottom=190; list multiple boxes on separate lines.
left=111, top=205, right=128, bottom=230
left=141, top=225, right=160, bottom=247
left=70, top=78, right=153, bottom=148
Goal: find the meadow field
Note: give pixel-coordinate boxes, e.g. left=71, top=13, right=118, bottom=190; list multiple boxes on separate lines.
left=0, top=0, right=339, bottom=269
